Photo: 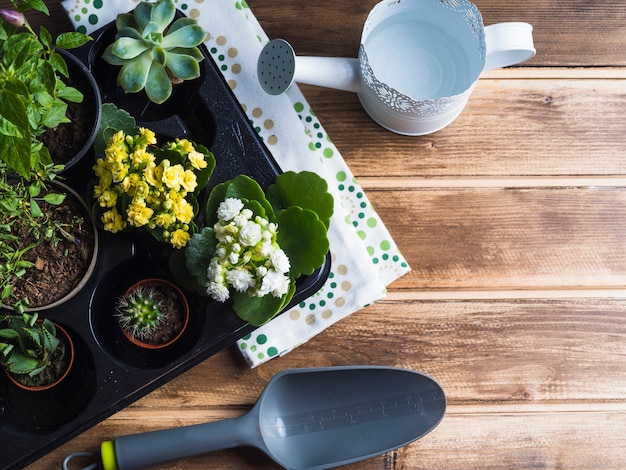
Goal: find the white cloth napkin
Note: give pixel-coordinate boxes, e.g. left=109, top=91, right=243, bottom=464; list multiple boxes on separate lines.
left=61, top=0, right=410, bottom=367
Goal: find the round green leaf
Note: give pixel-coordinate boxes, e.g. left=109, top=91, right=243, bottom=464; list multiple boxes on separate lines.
left=267, top=171, right=334, bottom=230
left=276, top=206, right=330, bottom=277
left=185, top=227, right=217, bottom=287
left=232, top=280, right=295, bottom=326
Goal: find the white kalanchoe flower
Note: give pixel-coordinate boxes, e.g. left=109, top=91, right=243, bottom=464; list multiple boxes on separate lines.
left=208, top=281, right=230, bottom=302
left=239, top=220, right=262, bottom=246
left=217, top=198, right=244, bottom=221
left=226, top=268, right=255, bottom=292
left=271, top=248, right=291, bottom=274
left=205, top=197, right=293, bottom=302
left=207, top=258, right=224, bottom=283
left=258, top=269, right=291, bottom=298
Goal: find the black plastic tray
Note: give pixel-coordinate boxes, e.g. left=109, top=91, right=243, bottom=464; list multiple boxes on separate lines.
left=0, top=17, right=330, bottom=470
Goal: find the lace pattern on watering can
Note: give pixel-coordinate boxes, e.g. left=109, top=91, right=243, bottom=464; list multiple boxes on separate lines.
left=359, top=0, right=486, bottom=118
left=358, top=46, right=456, bottom=117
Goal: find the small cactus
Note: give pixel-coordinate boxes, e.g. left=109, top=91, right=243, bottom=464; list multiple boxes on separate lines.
left=115, top=286, right=164, bottom=340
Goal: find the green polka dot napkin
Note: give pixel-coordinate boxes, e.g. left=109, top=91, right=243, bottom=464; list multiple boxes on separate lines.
left=62, top=0, right=410, bottom=367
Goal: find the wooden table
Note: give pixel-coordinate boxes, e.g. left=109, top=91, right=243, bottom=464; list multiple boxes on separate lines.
left=20, top=0, right=626, bottom=468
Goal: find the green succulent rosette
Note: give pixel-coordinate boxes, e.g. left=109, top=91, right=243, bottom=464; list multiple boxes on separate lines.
left=102, top=0, right=207, bottom=104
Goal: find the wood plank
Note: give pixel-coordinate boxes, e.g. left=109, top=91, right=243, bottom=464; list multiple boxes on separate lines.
left=29, top=296, right=626, bottom=468
left=300, top=77, right=626, bottom=178
left=365, top=187, right=626, bottom=290
left=28, top=406, right=626, bottom=470
left=249, top=0, right=626, bottom=67
left=40, top=298, right=623, bottom=409
left=21, top=1, right=626, bottom=67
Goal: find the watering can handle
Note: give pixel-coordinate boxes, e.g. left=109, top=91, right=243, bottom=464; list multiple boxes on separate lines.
left=484, top=22, right=536, bottom=71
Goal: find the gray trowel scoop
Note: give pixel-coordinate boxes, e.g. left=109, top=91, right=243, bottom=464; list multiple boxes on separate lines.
left=64, top=366, right=446, bottom=469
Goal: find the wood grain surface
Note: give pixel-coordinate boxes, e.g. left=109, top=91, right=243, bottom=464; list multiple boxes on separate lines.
left=10, top=0, right=626, bottom=468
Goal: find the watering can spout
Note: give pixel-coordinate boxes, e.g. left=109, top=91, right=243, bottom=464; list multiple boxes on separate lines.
left=257, top=39, right=362, bottom=95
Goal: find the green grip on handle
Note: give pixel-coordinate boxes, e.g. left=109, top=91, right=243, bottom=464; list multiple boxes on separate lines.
left=101, top=440, right=118, bottom=470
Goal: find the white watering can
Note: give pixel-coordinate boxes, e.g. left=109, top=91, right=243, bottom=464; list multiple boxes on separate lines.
left=257, top=0, right=535, bottom=135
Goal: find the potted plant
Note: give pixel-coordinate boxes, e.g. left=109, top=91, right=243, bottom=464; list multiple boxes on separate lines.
left=0, top=164, right=99, bottom=310
left=183, top=171, right=334, bottom=326
left=115, top=277, right=189, bottom=349
left=91, top=105, right=216, bottom=249
left=0, top=0, right=99, bottom=310
left=101, top=0, right=207, bottom=104
left=0, top=0, right=95, bottom=178
left=0, top=310, right=75, bottom=391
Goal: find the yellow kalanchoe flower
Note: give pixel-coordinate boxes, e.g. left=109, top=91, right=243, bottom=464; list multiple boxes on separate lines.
left=173, top=199, right=194, bottom=224
left=93, top=128, right=213, bottom=248
left=102, top=208, right=126, bottom=232
left=162, top=161, right=185, bottom=191
left=170, top=229, right=190, bottom=249
left=155, top=212, right=176, bottom=228
left=181, top=170, right=198, bottom=193
left=138, top=127, right=157, bottom=145
left=131, top=147, right=155, bottom=167
left=188, top=149, right=207, bottom=170
left=97, top=188, right=118, bottom=208
left=127, top=200, right=154, bottom=227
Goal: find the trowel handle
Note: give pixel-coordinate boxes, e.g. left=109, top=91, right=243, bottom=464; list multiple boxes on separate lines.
left=100, top=413, right=257, bottom=470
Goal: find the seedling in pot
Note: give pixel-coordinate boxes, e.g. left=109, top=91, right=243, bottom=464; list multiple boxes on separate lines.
left=0, top=310, right=69, bottom=389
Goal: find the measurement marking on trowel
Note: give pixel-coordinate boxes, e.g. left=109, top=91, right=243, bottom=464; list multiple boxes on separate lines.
left=271, top=389, right=445, bottom=436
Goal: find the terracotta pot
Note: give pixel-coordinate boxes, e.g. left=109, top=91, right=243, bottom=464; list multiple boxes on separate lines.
left=4, top=322, right=75, bottom=392
left=118, top=278, right=190, bottom=350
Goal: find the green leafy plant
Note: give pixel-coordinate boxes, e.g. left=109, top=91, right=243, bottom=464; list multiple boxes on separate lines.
left=102, top=0, right=207, bottom=104
left=0, top=0, right=92, bottom=306
left=0, top=0, right=92, bottom=179
left=184, top=171, right=334, bottom=326
left=115, top=285, right=164, bottom=341
left=0, top=311, right=67, bottom=388
left=92, top=107, right=216, bottom=248
left=0, top=163, right=82, bottom=306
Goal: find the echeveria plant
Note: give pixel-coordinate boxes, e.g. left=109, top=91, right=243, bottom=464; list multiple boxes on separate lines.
left=102, top=0, right=207, bottom=104
left=184, top=171, right=334, bottom=326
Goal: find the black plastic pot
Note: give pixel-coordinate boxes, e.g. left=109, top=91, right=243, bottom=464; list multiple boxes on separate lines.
left=0, top=14, right=331, bottom=470
left=55, top=49, right=103, bottom=174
